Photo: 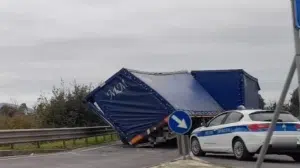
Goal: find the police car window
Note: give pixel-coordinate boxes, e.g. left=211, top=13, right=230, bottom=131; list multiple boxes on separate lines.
left=249, top=111, right=299, bottom=122
left=208, top=113, right=227, bottom=127
left=224, top=112, right=243, bottom=124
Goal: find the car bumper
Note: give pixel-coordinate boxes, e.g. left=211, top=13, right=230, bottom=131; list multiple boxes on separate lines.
left=241, top=133, right=300, bottom=154
left=261, top=145, right=300, bottom=154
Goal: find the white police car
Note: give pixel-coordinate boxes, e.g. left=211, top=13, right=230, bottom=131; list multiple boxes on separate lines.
left=190, top=109, right=300, bottom=161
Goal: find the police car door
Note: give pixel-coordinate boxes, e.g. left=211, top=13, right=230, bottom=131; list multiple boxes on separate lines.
left=201, top=113, right=228, bottom=152
left=217, top=111, right=244, bottom=152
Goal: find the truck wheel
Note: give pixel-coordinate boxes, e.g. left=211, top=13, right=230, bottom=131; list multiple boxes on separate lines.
left=191, top=137, right=205, bottom=156
left=290, top=155, right=300, bottom=162
left=232, top=138, right=253, bottom=160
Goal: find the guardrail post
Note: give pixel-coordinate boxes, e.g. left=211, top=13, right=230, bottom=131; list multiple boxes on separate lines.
left=10, top=144, right=14, bottom=149
left=103, top=128, right=107, bottom=142
left=85, top=138, right=88, bottom=145
left=37, top=142, right=40, bottom=148
left=63, top=140, right=66, bottom=148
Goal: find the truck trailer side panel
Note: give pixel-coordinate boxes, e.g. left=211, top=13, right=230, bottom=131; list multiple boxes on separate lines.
left=85, top=68, right=175, bottom=144
left=243, top=73, right=261, bottom=108
left=191, top=69, right=261, bottom=111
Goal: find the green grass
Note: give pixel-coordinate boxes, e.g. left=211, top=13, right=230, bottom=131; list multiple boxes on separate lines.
left=0, top=134, right=119, bottom=151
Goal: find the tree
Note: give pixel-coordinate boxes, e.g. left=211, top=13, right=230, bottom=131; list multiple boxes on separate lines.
left=34, top=80, right=104, bottom=128
left=290, top=87, right=300, bottom=117
left=264, top=101, right=290, bottom=111
left=261, top=87, right=300, bottom=118
left=0, top=105, right=18, bottom=117
left=258, top=93, right=265, bottom=109
left=18, top=103, right=28, bottom=113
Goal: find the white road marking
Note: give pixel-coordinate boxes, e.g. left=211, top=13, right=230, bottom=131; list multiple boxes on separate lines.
left=75, top=143, right=117, bottom=152
left=0, top=151, right=69, bottom=161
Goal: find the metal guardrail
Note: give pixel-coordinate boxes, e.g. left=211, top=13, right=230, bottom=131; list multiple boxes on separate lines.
left=0, top=126, right=117, bottom=149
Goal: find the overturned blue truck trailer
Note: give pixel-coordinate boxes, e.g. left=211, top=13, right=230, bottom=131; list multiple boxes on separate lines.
left=85, top=68, right=260, bottom=146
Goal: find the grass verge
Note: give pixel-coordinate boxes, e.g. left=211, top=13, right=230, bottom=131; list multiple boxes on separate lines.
left=0, top=134, right=118, bottom=151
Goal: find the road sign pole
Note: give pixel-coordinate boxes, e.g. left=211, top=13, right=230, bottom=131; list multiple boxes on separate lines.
left=184, top=135, right=191, bottom=159
left=177, top=135, right=191, bottom=160
left=255, top=1, right=299, bottom=167
left=177, top=135, right=183, bottom=155
left=168, top=111, right=192, bottom=160
left=181, top=135, right=186, bottom=160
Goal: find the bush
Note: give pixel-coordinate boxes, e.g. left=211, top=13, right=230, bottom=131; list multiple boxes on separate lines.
left=0, top=80, right=104, bottom=129
left=0, top=115, right=37, bottom=129
left=34, top=80, right=104, bottom=128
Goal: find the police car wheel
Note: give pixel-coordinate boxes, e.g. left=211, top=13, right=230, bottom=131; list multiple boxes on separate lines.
left=191, top=137, right=205, bottom=156
left=290, top=155, right=300, bottom=162
left=233, top=138, right=252, bottom=160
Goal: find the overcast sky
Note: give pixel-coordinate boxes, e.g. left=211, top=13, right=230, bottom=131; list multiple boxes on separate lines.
left=0, top=0, right=298, bottom=107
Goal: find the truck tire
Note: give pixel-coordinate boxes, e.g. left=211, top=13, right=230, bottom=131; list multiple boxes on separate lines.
left=290, top=155, right=300, bottom=162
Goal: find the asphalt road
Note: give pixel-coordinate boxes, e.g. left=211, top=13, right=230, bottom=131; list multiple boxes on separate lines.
left=200, top=153, right=300, bottom=168
left=1, top=142, right=300, bottom=168
left=0, top=142, right=178, bottom=168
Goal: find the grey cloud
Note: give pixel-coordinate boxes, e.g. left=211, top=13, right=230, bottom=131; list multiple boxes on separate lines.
left=0, top=0, right=297, bottom=106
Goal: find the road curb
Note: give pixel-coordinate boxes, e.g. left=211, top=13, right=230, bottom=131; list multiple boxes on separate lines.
left=148, top=158, right=224, bottom=168
left=141, top=157, right=180, bottom=168
left=145, top=153, right=223, bottom=168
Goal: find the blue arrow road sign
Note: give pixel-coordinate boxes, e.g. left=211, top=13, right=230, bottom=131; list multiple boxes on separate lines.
left=294, top=0, right=300, bottom=29
left=168, top=110, right=192, bottom=135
